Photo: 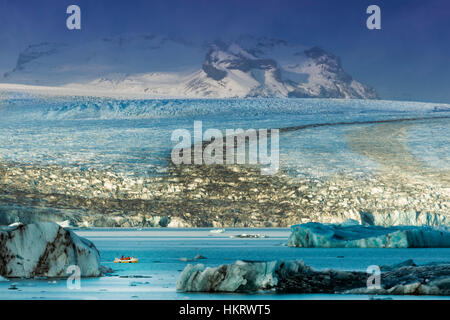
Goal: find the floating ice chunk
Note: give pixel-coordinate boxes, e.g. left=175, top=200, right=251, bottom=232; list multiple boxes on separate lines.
left=177, top=259, right=450, bottom=295
left=8, top=222, right=23, bottom=228
left=8, top=283, right=18, bottom=290
left=129, top=281, right=150, bottom=286
left=179, top=254, right=207, bottom=262
left=0, top=222, right=101, bottom=278
left=288, top=222, right=450, bottom=248
left=210, top=229, right=225, bottom=234
left=0, top=275, right=8, bottom=282
left=56, top=220, right=75, bottom=228
left=176, top=260, right=280, bottom=292
left=230, top=234, right=268, bottom=238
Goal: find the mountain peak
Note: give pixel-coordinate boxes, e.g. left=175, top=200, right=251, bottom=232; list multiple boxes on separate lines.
left=2, top=35, right=378, bottom=99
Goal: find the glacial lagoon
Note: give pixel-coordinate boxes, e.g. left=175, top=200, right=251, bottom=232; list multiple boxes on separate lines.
left=0, top=97, right=449, bottom=299
left=1, top=228, right=449, bottom=300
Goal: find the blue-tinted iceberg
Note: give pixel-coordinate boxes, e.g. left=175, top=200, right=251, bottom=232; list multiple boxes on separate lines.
left=288, top=221, right=450, bottom=248
left=176, top=260, right=280, bottom=292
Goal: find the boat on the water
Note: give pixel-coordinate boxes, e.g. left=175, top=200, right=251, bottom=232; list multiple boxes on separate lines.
left=114, top=257, right=139, bottom=263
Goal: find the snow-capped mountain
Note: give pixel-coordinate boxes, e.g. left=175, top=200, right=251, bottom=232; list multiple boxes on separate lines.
left=2, top=35, right=378, bottom=99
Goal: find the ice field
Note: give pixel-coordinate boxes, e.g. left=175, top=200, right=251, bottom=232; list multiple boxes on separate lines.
left=0, top=94, right=449, bottom=178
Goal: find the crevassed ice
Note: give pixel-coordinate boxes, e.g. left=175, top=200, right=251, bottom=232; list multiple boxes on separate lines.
left=0, top=96, right=448, bottom=178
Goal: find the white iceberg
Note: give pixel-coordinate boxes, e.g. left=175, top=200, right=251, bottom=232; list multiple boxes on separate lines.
left=0, top=222, right=101, bottom=278
left=56, top=220, right=75, bottom=228
left=288, top=222, right=450, bottom=248
left=210, top=229, right=225, bottom=234
left=176, top=260, right=280, bottom=292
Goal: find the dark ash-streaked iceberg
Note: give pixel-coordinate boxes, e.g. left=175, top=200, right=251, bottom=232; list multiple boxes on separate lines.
left=0, top=222, right=101, bottom=278
left=287, top=221, right=450, bottom=248
left=176, top=260, right=450, bottom=295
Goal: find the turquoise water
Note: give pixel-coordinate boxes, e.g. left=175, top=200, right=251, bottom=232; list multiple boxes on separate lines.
left=2, top=228, right=449, bottom=300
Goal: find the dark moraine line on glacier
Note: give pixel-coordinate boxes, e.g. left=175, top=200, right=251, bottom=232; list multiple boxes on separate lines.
left=278, top=115, right=450, bottom=133
left=184, top=115, right=450, bottom=155
left=168, top=115, right=450, bottom=163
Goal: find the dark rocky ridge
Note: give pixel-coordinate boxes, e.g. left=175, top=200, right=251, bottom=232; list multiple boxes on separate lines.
left=0, top=157, right=448, bottom=228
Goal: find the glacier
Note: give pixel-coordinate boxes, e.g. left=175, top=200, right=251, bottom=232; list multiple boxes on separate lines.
left=287, top=221, right=450, bottom=248
left=176, top=259, right=450, bottom=295
left=0, top=95, right=448, bottom=228
left=0, top=222, right=101, bottom=278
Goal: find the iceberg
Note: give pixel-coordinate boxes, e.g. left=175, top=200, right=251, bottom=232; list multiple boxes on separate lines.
left=0, top=222, right=101, bottom=278
left=288, top=222, right=450, bottom=248
left=177, top=259, right=450, bottom=295
left=229, top=234, right=268, bottom=238
left=176, top=260, right=280, bottom=292
left=346, top=263, right=450, bottom=295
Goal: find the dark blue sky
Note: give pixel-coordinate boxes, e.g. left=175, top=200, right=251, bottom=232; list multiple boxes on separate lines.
left=0, top=0, right=449, bottom=103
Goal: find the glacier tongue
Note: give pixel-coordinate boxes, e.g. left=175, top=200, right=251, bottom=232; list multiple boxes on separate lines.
left=288, top=221, right=450, bottom=248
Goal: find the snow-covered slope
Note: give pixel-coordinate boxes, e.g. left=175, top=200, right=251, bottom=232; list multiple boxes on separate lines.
left=2, top=35, right=377, bottom=99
